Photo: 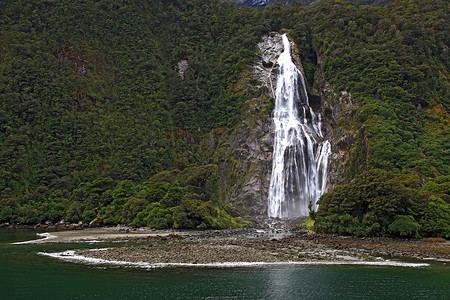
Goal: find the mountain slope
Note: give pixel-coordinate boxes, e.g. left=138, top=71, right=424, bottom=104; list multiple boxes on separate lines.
left=0, top=0, right=448, bottom=235
left=225, top=0, right=394, bottom=7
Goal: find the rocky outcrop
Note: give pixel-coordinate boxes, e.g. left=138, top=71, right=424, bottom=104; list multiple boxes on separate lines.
left=233, top=0, right=269, bottom=7
left=205, top=33, right=286, bottom=219
left=207, top=32, right=321, bottom=220
left=176, top=60, right=188, bottom=80
left=207, top=32, right=355, bottom=219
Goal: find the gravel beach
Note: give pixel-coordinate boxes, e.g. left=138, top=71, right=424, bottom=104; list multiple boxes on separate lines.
left=31, top=227, right=450, bottom=264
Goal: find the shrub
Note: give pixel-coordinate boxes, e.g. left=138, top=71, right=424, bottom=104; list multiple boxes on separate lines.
left=421, top=176, right=450, bottom=197
left=0, top=206, right=16, bottom=223
left=388, top=215, right=421, bottom=238
left=173, top=199, right=207, bottom=229
left=121, top=197, right=147, bottom=224
left=160, top=182, right=184, bottom=208
left=419, top=196, right=450, bottom=238
left=143, top=203, right=174, bottom=229
left=65, top=201, right=84, bottom=223
left=314, top=169, right=427, bottom=237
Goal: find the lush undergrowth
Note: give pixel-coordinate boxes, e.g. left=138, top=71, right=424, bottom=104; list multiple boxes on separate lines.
left=0, top=0, right=448, bottom=233
left=312, top=170, right=449, bottom=238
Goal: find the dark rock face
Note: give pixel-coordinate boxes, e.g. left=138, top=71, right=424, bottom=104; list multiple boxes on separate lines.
left=315, top=56, right=358, bottom=190
left=207, top=34, right=285, bottom=219
left=210, top=33, right=356, bottom=219
left=210, top=33, right=325, bottom=220
left=176, top=60, right=188, bottom=80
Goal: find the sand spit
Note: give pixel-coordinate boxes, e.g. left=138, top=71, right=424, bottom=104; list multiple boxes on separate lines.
left=13, top=227, right=194, bottom=244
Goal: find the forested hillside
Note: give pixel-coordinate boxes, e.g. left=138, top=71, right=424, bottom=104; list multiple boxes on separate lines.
left=0, top=0, right=265, bottom=227
left=0, top=0, right=448, bottom=236
left=301, top=0, right=449, bottom=237
left=227, top=0, right=394, bottom=7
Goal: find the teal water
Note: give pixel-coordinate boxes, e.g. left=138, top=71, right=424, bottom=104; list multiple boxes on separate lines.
left=1, top=229, right=449, bottom=299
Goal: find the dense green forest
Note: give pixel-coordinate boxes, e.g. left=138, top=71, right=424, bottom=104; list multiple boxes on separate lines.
left=0, top=0, right=448, bottom=236
left=227, top=0, right=395, bottom=7
left=0, top=0, right=267, bottom=228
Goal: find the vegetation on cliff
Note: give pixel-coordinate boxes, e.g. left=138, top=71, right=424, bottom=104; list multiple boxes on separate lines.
left=298, top=0, right=449, bottom=238
left=0, top=0, right=448, bottom=234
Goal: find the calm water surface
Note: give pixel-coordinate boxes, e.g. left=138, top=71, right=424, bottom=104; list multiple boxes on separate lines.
left=1, top=229, right=449, bottom=299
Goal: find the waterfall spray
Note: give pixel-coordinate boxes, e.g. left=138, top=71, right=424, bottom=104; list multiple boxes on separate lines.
left=268, top=34, right=331, bottom=218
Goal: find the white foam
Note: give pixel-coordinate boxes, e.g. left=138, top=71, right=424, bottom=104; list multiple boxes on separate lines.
left=421, top=257, right=450, bottom=263
left=12, top=232, right=56, bottom=245
left=38, top=250, right=430, bottom=269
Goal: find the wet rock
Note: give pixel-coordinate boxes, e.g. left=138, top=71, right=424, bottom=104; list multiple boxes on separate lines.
left=210, top=33, right=285, bottom=217
left=315, top=59, right=358, bottom=189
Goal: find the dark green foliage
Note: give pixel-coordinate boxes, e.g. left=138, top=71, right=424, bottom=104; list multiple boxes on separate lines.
left=173, top=199, right=209, bottom=229
left=0, top=0, right=264, bottom=227
left=142, top=182, right=171, bottom=204
left=421, top=176, right=450, bottom=197
left=387, top=215, right=421, bottom=238
left=173, top=199, right=251, bottom=229
left=92, top=164, right=250, bottom=229
left=315, top=170, right=450, bottom=238
left=0, top=0, right=448, bottom=232
left=314, top=169, right=426, bottom=237
left=142, top=203, right=174, bottom=229
left=313, top=213, right=366, bottom=236
left=303, top=0, right=449, bottom=177
left=419, top=196, right=450, bottom=238
left=160, top=182, right=185, bottom=209
left=304, top=1, right=449, bottom=238
left=121, top=197, right=147, bottom=225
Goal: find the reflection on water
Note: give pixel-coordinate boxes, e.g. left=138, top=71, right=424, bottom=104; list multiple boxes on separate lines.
left=1, top=229, right=449, bottom=299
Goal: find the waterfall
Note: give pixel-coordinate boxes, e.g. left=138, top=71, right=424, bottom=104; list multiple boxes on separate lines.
left=268, top=34, right=331, bottom=218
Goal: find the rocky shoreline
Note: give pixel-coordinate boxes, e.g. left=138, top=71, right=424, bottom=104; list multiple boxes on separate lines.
left=8, top=224, right=448, bottom=265
left=76, top=233, right=372, bottom=264
left=1, top=221, right=95, bottom=230
left=15, top=226, right=446, bottom=265
left=76, top=231, right=449, bottom=265
left=309, top=234, right=450, bottom=261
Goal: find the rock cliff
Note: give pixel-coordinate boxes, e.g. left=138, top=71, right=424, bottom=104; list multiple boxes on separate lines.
left=206, top=32, right=357, bottom=220
left=205, top=33, right=284, bottom=219
left=204, top=33, right=300, bottom=219
left=314, top=59, right=359, bottom=190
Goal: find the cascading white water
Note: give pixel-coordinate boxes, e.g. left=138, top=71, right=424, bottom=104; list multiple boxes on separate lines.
left=268, top=34, right=331, bottom=218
